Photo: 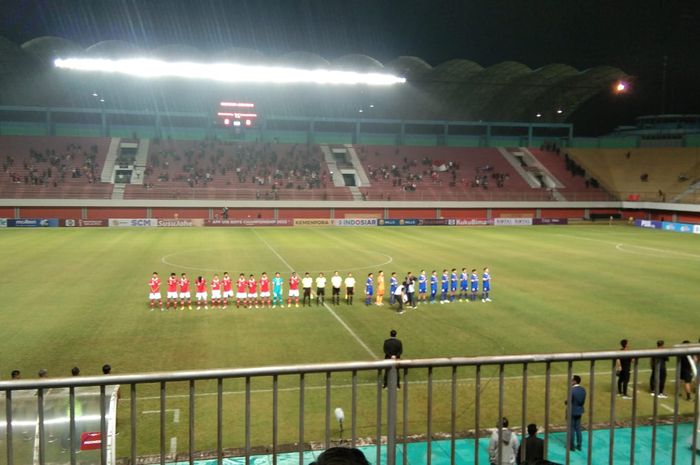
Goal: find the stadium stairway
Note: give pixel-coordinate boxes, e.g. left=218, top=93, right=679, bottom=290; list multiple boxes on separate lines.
left=131, top=139, right=150, bottom=184
left=345, top=144, right=371, bottom=186
left=497, top=147, right=553, bottom=189
left=111, top=183, right=125, bottom=200
left=100, top=138, right=121, bottom=182
left=319, top=145, right=346, bottom=187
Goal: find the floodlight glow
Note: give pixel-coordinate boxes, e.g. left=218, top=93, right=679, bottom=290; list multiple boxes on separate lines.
left=615, top=81, right=628, bottom=93
left=54, top=57, right=406, bottom=86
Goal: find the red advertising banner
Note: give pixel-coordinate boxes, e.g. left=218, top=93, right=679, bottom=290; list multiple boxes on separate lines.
left=80, top=432, right=102, bottom=450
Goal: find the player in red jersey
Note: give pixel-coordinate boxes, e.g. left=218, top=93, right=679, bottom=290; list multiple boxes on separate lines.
left=166, top=272, right=178, bottom=309
left=247, top=274, right=258, bottom=308
left=195, top=276, right=208, bottom=310
left=236, top=273, right=248, bottom=308
left=211, top=274, right=222, bottom=308
left=259, top=272, right=271, bottom=308
left=179, top=273, right=192, bottom=309
left=222, top=272, right=233, bottom=309
left=149, top=272, right=163, bottom=310
left=288, top=271, right=300, bottom=308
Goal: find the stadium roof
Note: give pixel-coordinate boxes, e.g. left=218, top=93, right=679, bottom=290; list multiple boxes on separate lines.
left=0, top=36, right=628, bottom=123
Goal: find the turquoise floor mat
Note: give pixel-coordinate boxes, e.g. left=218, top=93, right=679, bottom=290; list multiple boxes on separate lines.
left=177, top=423, right=697, bottom=464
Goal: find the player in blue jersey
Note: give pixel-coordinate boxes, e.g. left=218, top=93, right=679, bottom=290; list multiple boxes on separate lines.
left=470, top=269, right=479, bottom=302
left=272, top=272, right=284, bottom=308
left=389, top=272, right=398, bottom=305
left=449, top=268, right=458, bottom=302
left=430, top=270, right=438, bottom=303
left=440, top=269, right=450, bottom=303
left=365, top=272, right=374, bottom=306
left=418, top=270, right=428, bottom=304
left=481, top=267, right=491, bottom=302
left=459, top=268, right=469, bottom=301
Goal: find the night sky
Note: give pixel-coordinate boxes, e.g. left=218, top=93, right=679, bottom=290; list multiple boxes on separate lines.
left=2, top=0, right=699, bottom=133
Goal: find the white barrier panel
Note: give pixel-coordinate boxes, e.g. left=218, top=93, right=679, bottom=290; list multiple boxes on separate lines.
left=156, top=218, right=204, bottom=227
left=333, top=218, right=378, bottom=227
left=0, top=218, right=6, bottom=227
left=494, top=217, right=533, bottom=226
left=108, top=218, right=157, bottom=227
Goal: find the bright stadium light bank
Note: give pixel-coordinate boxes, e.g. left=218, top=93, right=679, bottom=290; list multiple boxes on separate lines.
left=54, top=57, right=406, bottom=86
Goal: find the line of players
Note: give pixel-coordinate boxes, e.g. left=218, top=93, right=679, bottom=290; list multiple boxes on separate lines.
left=147, top=267, right=491, bottom=310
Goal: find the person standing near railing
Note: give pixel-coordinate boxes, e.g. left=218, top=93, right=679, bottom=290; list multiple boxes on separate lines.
left=649, top=340, right=669, bottom=398
left=616, top=339, right=632, bottom=399
left=488, top=417, right=519, bottom=465
left=382, top=329, right=402, bottom=388
left=567, top=375, right=586, bottom=451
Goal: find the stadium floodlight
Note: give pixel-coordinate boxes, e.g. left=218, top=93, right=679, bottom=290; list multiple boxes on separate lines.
left=614, top=81, right=628, bottom=93
left=54, top=57, right=406, bottom=86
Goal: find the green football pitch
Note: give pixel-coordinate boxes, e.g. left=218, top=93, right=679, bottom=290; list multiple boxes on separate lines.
left=0, top=224, right=698, bottom=458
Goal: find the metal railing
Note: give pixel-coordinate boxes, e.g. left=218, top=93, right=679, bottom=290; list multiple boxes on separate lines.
left=1, top=347, right=699, bottom=465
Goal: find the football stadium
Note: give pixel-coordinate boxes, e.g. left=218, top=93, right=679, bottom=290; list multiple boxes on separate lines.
left=0, top=2, right=699, bottom=465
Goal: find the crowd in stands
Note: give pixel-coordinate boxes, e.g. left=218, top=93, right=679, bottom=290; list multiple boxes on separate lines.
left=3, top=143, right=100, bottom=187
left=360, top=146, right=512, bottom=198
left=143, top=137, right=329, bottom=199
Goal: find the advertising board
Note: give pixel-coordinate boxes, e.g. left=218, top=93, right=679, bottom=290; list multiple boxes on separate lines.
left=293, top=218, right=333, bottom=227
left=62, top=219, right=108, bottom=227
left=8, top=218, right=59, bottom=227
left=206, top=219, right=291, bottom=227
left=333, top=218, right=378, bottom=227
left=533, top=218, right=569, bottom=225
left=494, top=218, right=533, bottom=226
left=108, top=218, right=157, bottom=227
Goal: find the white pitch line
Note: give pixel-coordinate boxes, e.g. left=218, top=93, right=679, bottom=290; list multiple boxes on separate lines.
left=556, top=234, right=700, bottom=260
left=252, top=229, right=379, bottom=360
left=169, top=437, right=177, bottom=457
left=131, top=368, right=661, bottom=401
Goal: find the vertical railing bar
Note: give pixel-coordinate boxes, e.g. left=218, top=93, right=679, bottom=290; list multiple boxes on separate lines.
left=130, top=384, right=136, bottom=465
left=671, top=355, right=681, bottom=465
left=387, top=365, right=398, bottom=465
left=520, top=363, right=528, bottom=465
left=630, top=358, right=638, bottom=465
left=474, top=365, right=481, bottom=465
left=543, top=362, right=551, bottom=458
left=160, top=381, right=166, bottom=465
left=100, top=384, right=107, bottom=465
left=427, top=366, right=433, bottom=465
left=189, top=380, right=195, bottom=465
left=565, top=361, right=572, bottom=465
left=70, top=386, right=77, bottom=465
left=5, top=389, right=13, bottom=465
left=245, top=376, right=251, bottom=465
left=402, top=367, right=408, bottom=465
left=587, top=360, right=595, bottom=465
left=651, top=358, right=660, bottom=465
left=376, top=369, right=382, bottom=465
left=298, top=373, right=305, bottom=465
left=37, top=387, right=45, bottom=465
left=608, top=359, right=616, bottom=465
left=691, top=371, right=699, bottom=465
left=325, top=372, right=331, bottom=450
left=272, top=375, right=278, bottom=465
left=450, top=366, right=457, bottom=465
left=217, top=378, right=223, bottom=465
left=497, top=364, right=504, bottom=465
left=351, top=371, right=357, bottom=448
